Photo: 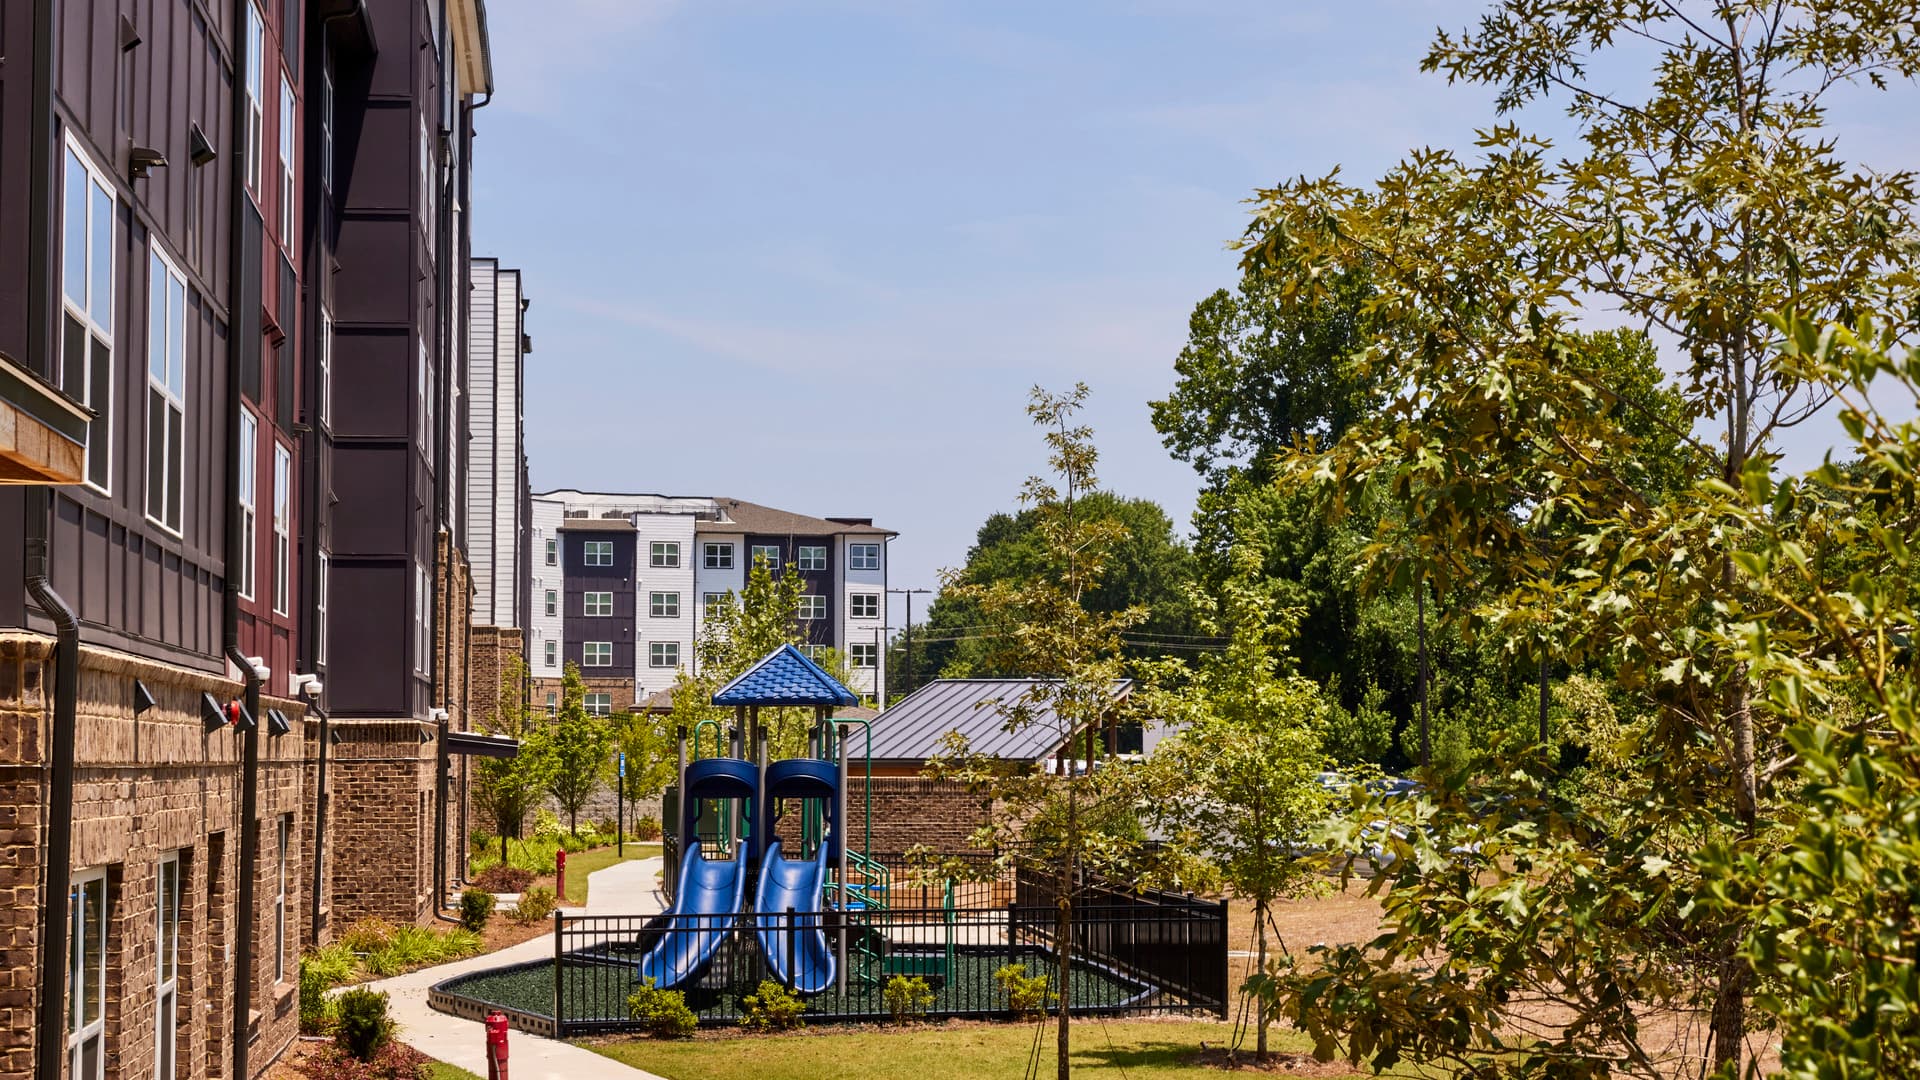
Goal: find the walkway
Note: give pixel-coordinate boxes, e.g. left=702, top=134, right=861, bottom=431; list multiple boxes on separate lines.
left=367, top=855, right=668, bottom=1080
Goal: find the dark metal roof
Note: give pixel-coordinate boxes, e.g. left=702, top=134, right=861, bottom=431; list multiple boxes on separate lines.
left=866, top=678, right=1132, bottom=763
left=700, top=498, right=896, bottom=538
left=712, top=644, right=861, bottom=708
left=445, top=731, right=520, bottom=758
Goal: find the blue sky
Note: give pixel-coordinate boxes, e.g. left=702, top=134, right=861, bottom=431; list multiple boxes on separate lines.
left=470, top=1, right=1916, bottom=625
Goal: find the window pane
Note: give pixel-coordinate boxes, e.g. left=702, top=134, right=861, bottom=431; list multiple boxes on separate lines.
left=87, top=340, right=110, bottom=490
left=62, top=315, right=85, bottom=398
left=168, top=278, right=186, bottom=396
left=149, top=257, right=167, bottom=381
left=166, top=414, right=183, bottom=529
left=148, top=391, right=167, bottom=520
left=90, top=181, right=112, bottom=330
left=63, top=151, right=86, bottom=305
left=83, top=877, right=104, bottom=1025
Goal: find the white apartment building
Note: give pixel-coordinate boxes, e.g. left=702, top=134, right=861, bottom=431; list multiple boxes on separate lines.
left=466, top=258, right=530, bottom=628
left=528, top=491, right=895, bottom=704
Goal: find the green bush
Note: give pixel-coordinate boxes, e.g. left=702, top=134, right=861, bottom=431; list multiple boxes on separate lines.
left=303, top=942, right=358, bottom=987
left=333, top=986, right=394, bottom=1062
left=994, top=963, right=1054, bottom=1019
left=298, top=957, right=336, bottom=1034
left=626, top=977, right=697, bottom=1038
left=634, top=816, right=663, bottom=841
left=359, top=924, right=483, bottom=977
left=512, top=885, right=557, bottom=924
left=741, top=979, right=806, bottom=1032
left=458, top=887, right=495, bottom=932
left=341, top=917, right=396, bottom=954
left=883, top=975, right=935, bottom=1025
left=531, top=809, right=565, bottom=842
left=469, top=865, right=534, bottom=893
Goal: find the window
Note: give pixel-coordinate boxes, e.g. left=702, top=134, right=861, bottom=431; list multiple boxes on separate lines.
left=649, top=642, right=679, bottom=668
left=584, top=591, right=613, bottom=617
left=415, top=562, right=429, bottom=672
left=584, top=693, right=612, bottom=717
left=279, top=72, right=295, bottom=243
left=582, top=641, right=612, bottom=667
left=545, top=539, right=557, bottom=566
left=749, top=544, right=780, bottom=571
left=69, top=869, right=107, bottom=1080
left=851, top=643, right=878, bottom=668
left=418, top=340, right=433, bottom=453
left=850, top=593, right=880, bottom=619
left=62, top=139, right=115, bottom=492
left=316, top=552, right=329, bottom=666
left=420, top=116, right=435, bottom=251
left=275, top=815, right=290, bottom=982
left=237, top=411, right=257, bottom=600
left=797, top=595, right=827, bottom=620
left=650, top=592, right=679, bottom=618
left=544, top=691, right=556, bottom=715
left=797, top=545, right=827, bottom=571
left=156, top=854, right=181, bottom=1080
left=543, top=640, right=556, bottom=668
left=145, top=247, right=187, bottom=532
left=702, top=592, right=729, bottom=619
left=544, top=590, right=557, bottom=617
left=801, top=644, right=829, bottom=662
left=703, top=542, right=734, bottom=570
left=650, top=541, right=679, bottom=568
left=320, top=64, right=334, bottom=195
left=583, top=540, right=614, bottom=567
left=850, top=543, right=881, bottom=571
left=318, top=308, right=332, bottom=428
left=272, top=445, right=291, bottom=615
left=245, top=4, right=264, bottom=192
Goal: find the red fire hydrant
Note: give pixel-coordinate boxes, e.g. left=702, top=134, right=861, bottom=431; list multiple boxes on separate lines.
left=485, top=1010, right=509, bottom=1080
left=555, top=848, right=567, bottom=906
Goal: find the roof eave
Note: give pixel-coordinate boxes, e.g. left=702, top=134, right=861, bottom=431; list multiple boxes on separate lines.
left=448, top=0, right=493, bottom=95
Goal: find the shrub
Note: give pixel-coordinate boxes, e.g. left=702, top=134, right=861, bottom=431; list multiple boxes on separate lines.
left=296, top=1041, right=426, bottom=1080
left=360, top=925, right=483, bottom=977
left=470, top=865, right=535, bottom=894
left=341, top=917, right=396, bottom=955
left=304, top=942, right=359, bottom=987
left=592, top=817, right=619, bottom=838
left=333, top=987, right=394, bottom=1062
left=512, top=885, right=557, bottom=923
left=531, top=809, right=565, bottom=842
left=883, top=975, right=935, bottom=1025
left=458, top=888, right=495, bottom=932
left=298, top=958, right=336, bottom=1034
left=634, top=816, right=663, bottom=841
left=994, top=963, right=1054, bottom=1019
left=741, top=979, right=806, bottom=1032
left=626, top=977, right=697, bottom=1038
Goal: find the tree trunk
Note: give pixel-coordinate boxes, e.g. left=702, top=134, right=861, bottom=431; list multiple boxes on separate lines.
left=1256, top=897, right=1269, bottom=1061
left=1058, top=794, right=1076, bottom=1080
left=1417, top=584, right=1430, bottom=769
left=1710, top=933, right=1751, bottom=1075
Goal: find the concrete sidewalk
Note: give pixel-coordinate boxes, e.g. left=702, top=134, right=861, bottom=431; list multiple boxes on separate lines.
left=367, top=855, right=668, bottom=1080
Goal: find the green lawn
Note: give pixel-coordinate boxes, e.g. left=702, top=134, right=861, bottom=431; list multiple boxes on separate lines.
left=422, top=1063, right=484, bottom=1080
left=586, top=1019, right=1369, bottom=1080
left=562, top=843, right=662, bottom=906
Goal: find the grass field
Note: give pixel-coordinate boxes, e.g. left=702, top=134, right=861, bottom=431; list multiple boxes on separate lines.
left=421, top=1063, right=484, bottom=1080
left=560, top=842, right=663, bottom=905
left=586, top=1019, right=1369, bottom=1080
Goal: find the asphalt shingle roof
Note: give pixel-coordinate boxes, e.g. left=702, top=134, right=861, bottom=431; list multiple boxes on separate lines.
left=712, top=644, right=861, bottom=708
left=866, top=678, right=1132, bottom=763
left=699, top=498, right=895, bottom=537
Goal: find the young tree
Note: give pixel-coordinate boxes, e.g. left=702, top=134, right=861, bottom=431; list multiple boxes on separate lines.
left=926, top=384, right=1146, bottom=1080
left=613, top=707, right=678, bottom=812
left=541, top=663, right=614, bottom=836
left=472, top=654, right=555, bottom=862
left=1242, top=3, right=1920, bottom=1075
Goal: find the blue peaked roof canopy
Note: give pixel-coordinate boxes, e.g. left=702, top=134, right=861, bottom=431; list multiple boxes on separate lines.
left=712, top=644, right=860, bottom=708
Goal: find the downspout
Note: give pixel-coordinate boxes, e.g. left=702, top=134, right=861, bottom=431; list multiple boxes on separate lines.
left=306, top=692, right=330, bottom=941
left=429, top=0, right=458, bottom=922
left=226, top=0, right=265, bottom=1072
left=26, top=0, right=74, bottom=1075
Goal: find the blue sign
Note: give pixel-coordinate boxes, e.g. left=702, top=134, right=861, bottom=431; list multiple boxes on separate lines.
left=618, top=752, right=626, bottom=778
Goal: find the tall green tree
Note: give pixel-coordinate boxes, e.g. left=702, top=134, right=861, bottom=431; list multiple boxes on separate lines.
left=926, top=385, right=1146, bottom=1080
left=1243, top=3, right=1920, bottom=1076
left=472, top=654, right=555, bottom=860
left=540, top=663, right=615, bottom=836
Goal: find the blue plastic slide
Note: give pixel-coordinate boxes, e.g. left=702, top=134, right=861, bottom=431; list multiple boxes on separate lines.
left=753, top=839, right=836, bottom=994
left=636, top=841, right=749, bottom=989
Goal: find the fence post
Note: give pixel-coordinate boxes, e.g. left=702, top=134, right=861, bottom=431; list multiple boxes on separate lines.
left=552, top=909, right=564, bottom=1036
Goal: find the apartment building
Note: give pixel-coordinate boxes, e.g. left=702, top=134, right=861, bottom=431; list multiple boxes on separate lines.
left=529, top=491, right=895, bottom=711
left=0, top=1, right=515, bottom=1078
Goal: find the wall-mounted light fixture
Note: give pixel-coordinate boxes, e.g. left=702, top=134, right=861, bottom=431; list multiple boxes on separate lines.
left=129, top=146, right=168, bottom=180
left=188, top=124, right=216, bottom=167
left=267, top=709, right=291, bottom=737
left=133, top=679, right=156, bottom=716
left=228, top=700, right=256, bottom=732
left=328, top=727, right=345, bottom=745
left=200, top=692, right=227, bottom=732
left=418, top=727, right=435, bottom=744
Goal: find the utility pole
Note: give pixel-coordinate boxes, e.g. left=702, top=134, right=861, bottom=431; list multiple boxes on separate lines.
left=887, top=588, right=932, bottom=699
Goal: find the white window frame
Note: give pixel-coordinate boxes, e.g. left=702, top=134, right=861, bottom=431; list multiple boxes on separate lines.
left=749, top=544, right=780, bottom=571
left=279, top=71, right=295, bottom=244
left=544, top=590, right=557, bottom=617
left=583, top=693, right=612, bottom=717
left=418, top=340, right=433, bottom=454
left=420, top=115, right=435, bottom=253
left=584, top=591, right=613, bottom=617
left=69, top=868, right=107, bottom=1080
left=275, top=815, right=290, bottom=982
left=272, top=444, right=291, bottom=615
left=316, top=552, right=330, bottom=666
left=545, top=691, right=557, bottom=715
left=237, top=410, right=258, bottom=600
left=850, top=593, right=880, bottom=619
left=703, top=542, right=733, bottom=570
left=545, top=538, right=557, bottom=566
left=851, top=643, right=878, bottom=668
left=650, top=541, right=679, bottom=568
left=415, top=561, right=429, bottom=673
left=800, top=644, right=830, bottom=663
left=797, top=595, right=827, bottom=621
left=797, top=545, right=827, bottom=572
left=245, top=4, right=265, bottom=193
left=850, top=543, right=881, bottom=571
left=320, top=63, right=334, bottom=195
left=156, top=853, right=181, bottom=1080
left=62, top=136, right=116, bottom=494
left=318, top=308, right=333, bottom=429
left=145, top=245, right=187, bottom=533
left=583, top=540, right=614, bottom=567
left=702, top=592, right=729, bottom=619
left=649, top=641, right=679, bottom=668
left=543, top=640, right=556, bottom=668
left=650, top=592, right=679, bottom=618
left=582, top=641, right=613, bottom=667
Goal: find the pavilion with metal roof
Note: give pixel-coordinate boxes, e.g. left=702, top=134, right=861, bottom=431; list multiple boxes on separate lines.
left=713, top=644, right=860, bottom=708
left=864, top=677, right=1134, bottom=773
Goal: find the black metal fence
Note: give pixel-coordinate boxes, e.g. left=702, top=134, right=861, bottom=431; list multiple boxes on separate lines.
left=540, top=896, right=1226, bottom=1035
